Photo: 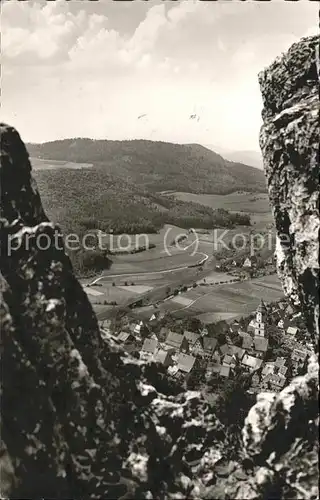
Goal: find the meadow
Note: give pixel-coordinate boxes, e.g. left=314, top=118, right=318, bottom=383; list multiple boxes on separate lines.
left=31, top=157, right=93, bottom=170
left=138, top=273, right=284, bottom=323
left=167, top=191, right=271, bottom=214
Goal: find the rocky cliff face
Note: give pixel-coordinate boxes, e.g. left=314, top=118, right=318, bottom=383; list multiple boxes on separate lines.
left=1, top=35, right=319, bottom=500
left=233, top=35, right=319, bottom=500
left=0, top=125, right=231, bottom=499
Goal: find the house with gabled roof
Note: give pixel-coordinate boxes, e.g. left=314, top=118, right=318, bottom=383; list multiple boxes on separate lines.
left=202, top=337, right=218, bottom=358
left=192, top=338, right=205, bottom=357
left=241, top=354, right=263, bottom=371
left=229, top=345, right=245, bottom=361
left=165, top=331, right=189, bottom=352
left=154, top=349, right=173, bottom=368
left=220, top=365, right=230, bottom=378
left=222, top=354, right=236, bottom=368
left=184, top=330, right=200, bottom=345
left=219, top=343, right=231, bottom=356
left=253, top=336, right=269, bottom=355
left=140, top=337, right=158, bottom=361
left=242, top=334, right=253, bottom=350
left=176, top=353, right=196, bottom=374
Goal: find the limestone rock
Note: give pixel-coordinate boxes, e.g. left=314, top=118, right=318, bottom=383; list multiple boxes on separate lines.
left=235, top=35, right=320, bottom=500
left=259, top=35, right=319, bottom=338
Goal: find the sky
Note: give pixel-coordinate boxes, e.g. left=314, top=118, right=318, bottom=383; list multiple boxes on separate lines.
left=1, top=0, right=318, bottom=152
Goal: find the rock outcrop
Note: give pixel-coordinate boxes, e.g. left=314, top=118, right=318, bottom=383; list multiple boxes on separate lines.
left=259, top=34, right=319, bottom=339
left=232, top=35, right=319, bottom=500
left=0, top=124, right=231, bottom=499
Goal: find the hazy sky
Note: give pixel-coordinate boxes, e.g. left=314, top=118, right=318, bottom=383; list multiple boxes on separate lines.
left=1, top=0, right=318, bottom=151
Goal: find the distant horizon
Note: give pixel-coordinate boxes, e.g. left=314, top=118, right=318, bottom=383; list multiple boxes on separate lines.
left=26, top=135, right=263, bottom=169
left=2, top=0, right=317, bottom=152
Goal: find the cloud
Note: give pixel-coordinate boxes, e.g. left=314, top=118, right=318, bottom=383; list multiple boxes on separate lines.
left=1, top=0, right=318, bottom=150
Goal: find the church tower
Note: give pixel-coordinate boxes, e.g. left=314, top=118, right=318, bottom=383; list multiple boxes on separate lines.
left=255, top=299, right=267, bottom=337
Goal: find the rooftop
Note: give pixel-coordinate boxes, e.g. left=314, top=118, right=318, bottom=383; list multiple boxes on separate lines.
left=257, top=299, right=267, bottom=313
left=220, top=343, right=231, bottom=356
left=223, top=354, right=235, bottom=366
left=176, top=353, right=196, bottom=373
left=254, top=336, right=269, bottom=352
left=287, top=326, right=298, bottom=335
left=184, top=331, right=200, bottom=345
left=165, top=331, right=185, bottom=349
left=202, top=337, right=218, bottom=352
left=275, top=357, right=286, bottom=368
left=262, top=362, right=275, bottom=376
left=242, top=335, right=253, bottom=350
left=242, top=354, right=263, bottom=371
left=141, top=338, right=158, bottom=354
left=154, top=349, right=170, bottom=365
left=220, top=365, right=230, bottom=378
left=229, top=345, right=245, bottom=359
left=117, top=332, right=131, bottom=342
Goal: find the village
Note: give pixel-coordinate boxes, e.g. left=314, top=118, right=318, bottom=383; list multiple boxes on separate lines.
left=98, top=296, right=315, bottom=396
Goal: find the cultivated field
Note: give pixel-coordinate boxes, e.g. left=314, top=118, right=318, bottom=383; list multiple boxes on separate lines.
left=103, top=225, right=210, bottom=275
left=164, top=191, right=275, bottom=231
left=153, top=273, right=283, bottom=323
left=167, top=191, right=271, bottom=213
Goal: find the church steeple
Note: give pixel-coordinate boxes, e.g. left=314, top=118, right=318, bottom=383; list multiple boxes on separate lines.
left=255, top=300, right=267, bottom=337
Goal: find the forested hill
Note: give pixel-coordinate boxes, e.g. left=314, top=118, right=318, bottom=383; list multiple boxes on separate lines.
left=27, top=139, right=267, bottom=195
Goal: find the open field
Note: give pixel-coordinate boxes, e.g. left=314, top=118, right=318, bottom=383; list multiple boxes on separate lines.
left=117, top=285, right=153, bottom=294
left=83, top=287, right=104, bottom=297
left=163, top=192, right=275, bottom=233
left=196, top=272, right=237, bottom=285
left=83, top=284, right=137, bottom=305
left=102, top=227, right=209, bottom=275
left=31, top=157, right=93, bottom=170
left=167, top=191, right=271, bottom=213
left=151, top=273, right=283, bottom=322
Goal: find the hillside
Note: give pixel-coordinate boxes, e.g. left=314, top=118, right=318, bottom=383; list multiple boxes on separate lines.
left=34, top=168, right=250, bottom=236
left=27, top=139, right=267, bottom=195
left=33, top=167, right=250, bottom=275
